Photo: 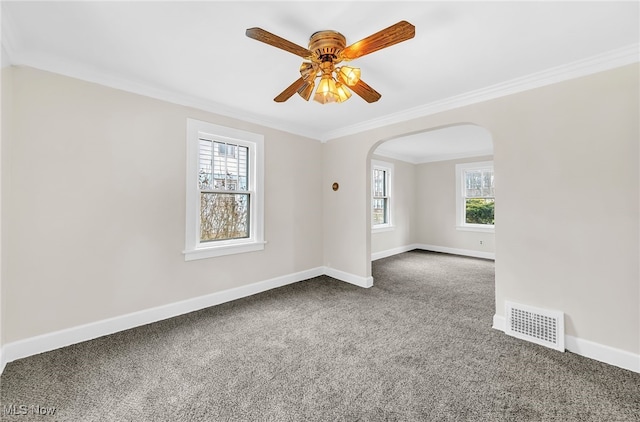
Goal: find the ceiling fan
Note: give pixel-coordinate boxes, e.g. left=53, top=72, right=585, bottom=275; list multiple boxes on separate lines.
left=245, top=21, right=415, bottom=104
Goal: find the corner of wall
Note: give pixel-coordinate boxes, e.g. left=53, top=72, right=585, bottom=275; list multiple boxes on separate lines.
left=0, top=63, right=13, bottom=376
left=324, top=267, right=373, bottom=288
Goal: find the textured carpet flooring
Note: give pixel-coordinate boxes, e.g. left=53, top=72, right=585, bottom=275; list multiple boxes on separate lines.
left=1, top=251, right=639, bottom=421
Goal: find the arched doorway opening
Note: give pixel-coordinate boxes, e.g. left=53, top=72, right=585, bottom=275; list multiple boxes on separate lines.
left=366, top=123, right=495, bottom=273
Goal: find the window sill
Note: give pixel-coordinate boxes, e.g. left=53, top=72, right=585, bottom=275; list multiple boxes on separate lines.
left=456, top=225, right=495, bottom=233
left=372, top=225, right=395, bottom=233
left=184, top=241, right=266, bottom=261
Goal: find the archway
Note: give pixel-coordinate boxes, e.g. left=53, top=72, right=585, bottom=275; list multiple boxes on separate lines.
left=366, top=123, right=495, bottom=276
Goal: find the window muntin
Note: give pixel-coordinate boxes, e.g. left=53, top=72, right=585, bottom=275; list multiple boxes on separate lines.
left=463, top=167, right=494, bottom=225
left=216, top=143, right=237, bottom=158
left=185, top=119, right=264, bottom=260
left=372, top=161, right=393, bottom=229
left=456, top=161, right=495, bottom=231
left=198, top=140, right=250, bottom=242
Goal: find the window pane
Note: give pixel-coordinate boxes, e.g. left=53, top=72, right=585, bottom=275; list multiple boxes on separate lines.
left=211, top=141, right=249, bottom=191
left=237, top=146, right=248, bottom=190
left=198, top=139, right=213, bottom=190
left=465, top=169, right=494, bottom=198
left=482, top=171, right=494, bottom=196
left=372, top=198, right=387, bottom=225
left=373, top=169, right=386, bottom=197
left=200, top=193, right=250, bottom=241
left=465, top=198, right=494, bottom=225
left=465, top=170, right=482, bottom=197
left=217, top=143, right=236, bottom=157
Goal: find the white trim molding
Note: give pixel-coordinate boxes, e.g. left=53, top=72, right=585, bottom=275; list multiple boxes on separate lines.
left=323, top=267, right=374, bottom=289
left=493, top=315, right=640, bottom=374
left=321, top=44, right=640, bottom=142
left=374, top=148, right=494, bottom=165
left=564, top=335, right=640, bottom=374
left=371, top=160, right=394, bottom=230
left=455, top=161, right=495, bottom=233
left=372, top=244, right=495, bottom=261
left=184, top=119, right=265, bottom=261
left=415, top=243, right=495, bottom=261
left=0, top=266, right=378, bottom=373
left=1, top=267, right=323, bottom=371
left=2, top=8, right=636, bottom=145
left=371, top=245, right=417, bottom=261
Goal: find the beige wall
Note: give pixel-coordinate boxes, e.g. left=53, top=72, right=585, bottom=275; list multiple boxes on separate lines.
left=415, top=155, right=495, bottom=253
left=2, top=63, right=638, bottom=360
left=371, top=155, right=495, bottom=257
left=2, top=66, right=323, bottom=343
left=323, top=138, right=370, bottom=277
left=0, top=64, right=11, bottom=349
left=370, top=155, right=416, bottom=255
left=370, top=152, right=497, bottom=257
left=324, top=64, right=639, bottom=354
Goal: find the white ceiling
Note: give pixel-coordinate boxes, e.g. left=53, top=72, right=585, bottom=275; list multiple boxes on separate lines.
left=2, top=1, right=639, bottom=159
left=374, top=124, right=493, bottom=164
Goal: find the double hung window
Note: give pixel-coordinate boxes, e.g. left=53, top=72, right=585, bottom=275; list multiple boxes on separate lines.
left=372, top=160, right=393, bottom=229
left=456, top=161, right=495, bottom=231
left=185, top=119, right=264, bottom=260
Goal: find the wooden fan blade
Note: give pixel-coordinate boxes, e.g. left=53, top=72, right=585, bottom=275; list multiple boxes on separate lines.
left=340, top=21, right=415, bottom=61
left=349, top=79, right=381, bottom=103
left=274, top=77, right=307, bottom=102
left=246, top=27, right=312, bottom=59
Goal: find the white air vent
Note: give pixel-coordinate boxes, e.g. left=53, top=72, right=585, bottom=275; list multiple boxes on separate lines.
left=505, top=301, right=565, bottom=352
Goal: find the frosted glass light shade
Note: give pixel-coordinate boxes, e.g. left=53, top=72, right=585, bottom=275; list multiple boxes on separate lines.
left=313, top=75, right=339, bottom=104
left=338, top=66, right=361, bottom=86
left=297, top=81, right=315, bottom=101
left=335, top=82, right=352, bottom=102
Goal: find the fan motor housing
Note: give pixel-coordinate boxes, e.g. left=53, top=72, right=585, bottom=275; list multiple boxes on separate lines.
left=309, top=30, right=346, bottom=62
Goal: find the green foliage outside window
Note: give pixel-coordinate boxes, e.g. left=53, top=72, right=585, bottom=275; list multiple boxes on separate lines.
left=465, top=198, right=495, bottom=225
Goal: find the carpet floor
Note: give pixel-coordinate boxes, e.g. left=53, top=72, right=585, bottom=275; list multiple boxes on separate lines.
left=1, top=250, right=639, bottom=421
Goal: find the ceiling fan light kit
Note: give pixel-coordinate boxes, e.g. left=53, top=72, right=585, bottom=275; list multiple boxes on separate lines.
left=337, top=66, right=361, bottom=87
left=314, top=74, right=339, bottom=104
left=246, top=21, right=415, bottom=104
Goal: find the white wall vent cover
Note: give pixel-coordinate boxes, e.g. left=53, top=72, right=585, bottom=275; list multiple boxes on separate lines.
left=505, top=301, right=565, bottom=352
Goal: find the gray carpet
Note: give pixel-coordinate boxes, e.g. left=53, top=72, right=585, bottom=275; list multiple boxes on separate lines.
left=1, top=250, right=639, bottom=421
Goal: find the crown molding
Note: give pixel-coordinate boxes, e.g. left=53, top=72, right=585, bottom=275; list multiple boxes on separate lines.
left=372, top=149, right=421, bottom=164
left=6, top=51, right=320, bottom=140
left=0, top=7, right=321, bottom=141
left=375, top=148, right=494, bottom=165
left=2, top=15, right=637, bottom=144
left=2, top=1, right=317, bottom=138
left=320, top=43, right=640, bottom=142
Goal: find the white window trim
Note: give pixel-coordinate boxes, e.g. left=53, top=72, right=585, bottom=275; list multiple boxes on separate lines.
left=372, top=160, right=394, bottom=232
left=184, top=119, right=265, bottom=261
left=455, top=161, right=495, bottom=233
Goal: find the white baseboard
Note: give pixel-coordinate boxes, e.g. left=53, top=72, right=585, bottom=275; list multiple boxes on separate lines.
left=372, top=243, right=495, bottom=261
left=0, top=266, right=376, bottom=372
left=4, top=267, right=636, bottom=376
left=493, top=314, right=639, bottom=373
left=416, top=243, right=495, bottom=260
left=564, top=335, right=640, bottom=374
left=1, top=267, right=325, bottom=371
left=323, top=267, right=374, bottom=288
left=493, top=314, right=506, bottom=331
left=371, top=245, right=416, bottom=261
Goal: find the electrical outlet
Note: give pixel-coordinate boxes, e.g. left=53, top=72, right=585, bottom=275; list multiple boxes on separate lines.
left=480, top=240, right=483, bottom=245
